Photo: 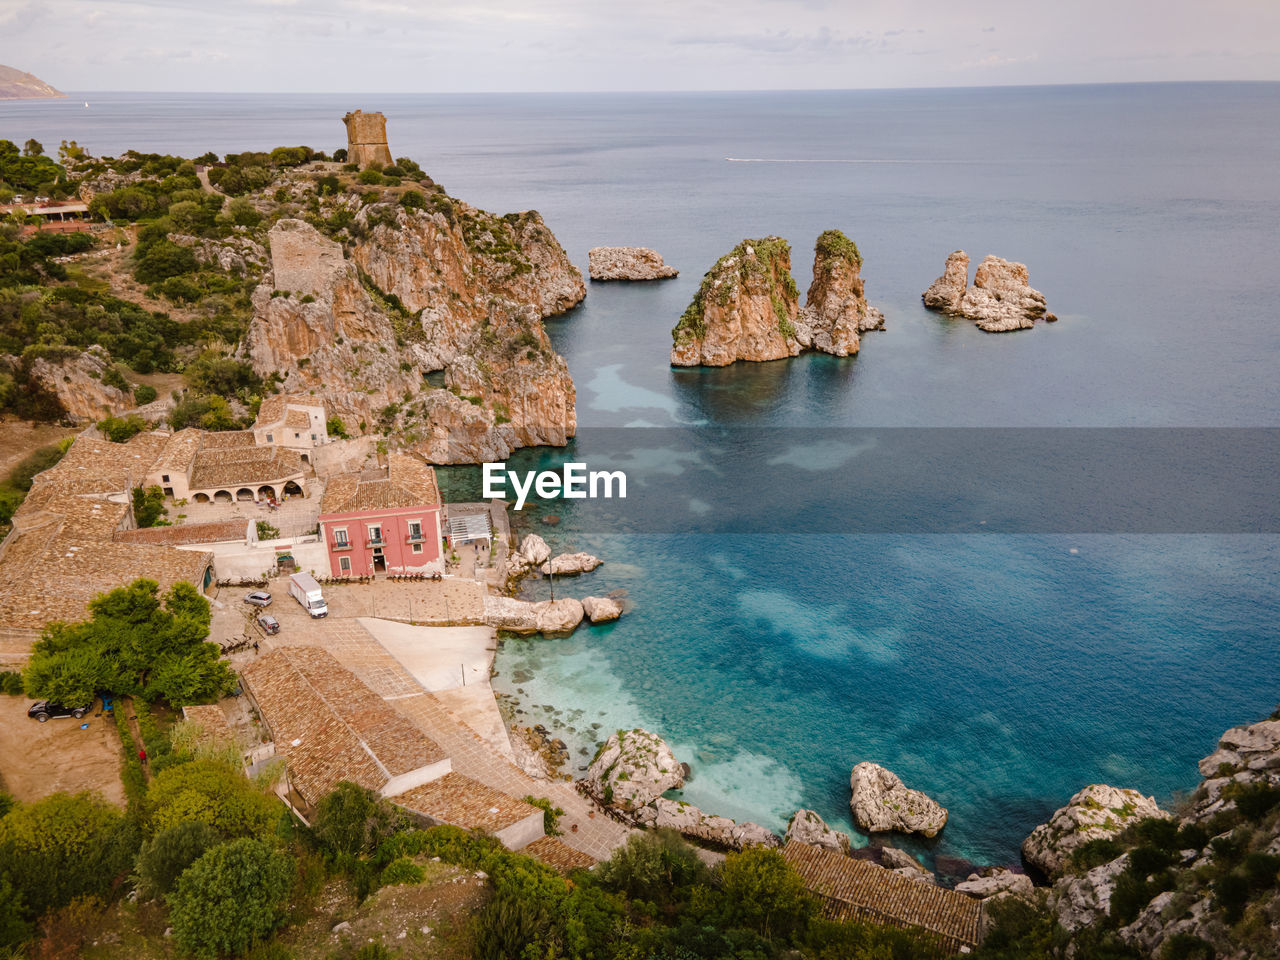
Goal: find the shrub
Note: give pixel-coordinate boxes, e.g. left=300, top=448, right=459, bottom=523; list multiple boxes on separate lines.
left=310, top=781, right=403, bottom=861
left=1071, top=837, right=1126, bottom=872
left=134, top=240, right=197, bottom=284
left=132, top=484, right=167, bottom=527
left=326, top=416, right=349, bottom=439
left=134, top=383, right=157, bottom=405
left=357, top=169, right=383, bottom=185
left=711, top=847, right=817, bottom=942
left=256, top=520, right=280, bottom=540
left=379, top=857, right=424, bottom=886
left=99, top=413, right=147, bottom=443
left=134, top=821, right=221, bottom=898
left=167, top=837, right=294, bottom=959
left=1161, top=933, right=1216, bottom=960
left=147, top=759, right=281, bottom=839
left=597, top=828, right=707, bottom=905
left=0, top=670, right=24, bottom=695
left=399, top=190, right=426, bottom=211
left=522, top=795, right=565, bottom=837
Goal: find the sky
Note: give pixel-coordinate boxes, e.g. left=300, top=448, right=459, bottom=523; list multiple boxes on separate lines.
left=2, top=0, right=1279, bottom=92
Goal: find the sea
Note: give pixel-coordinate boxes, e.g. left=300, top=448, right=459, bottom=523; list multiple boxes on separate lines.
left=4, top=83, right=1279, bottom=870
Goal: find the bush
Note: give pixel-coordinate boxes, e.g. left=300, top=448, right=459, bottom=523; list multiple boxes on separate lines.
left=710, top=847, right=816, bottom=943
left=399, top=190, right=426, bottom=211
left=132, top=484, right=167, bottom=527
left=310, top=781, right=403, bottom=860
left=256, top=520, right=280, bottom=540
left=597, top=828, right=708, bottom=906
left=99, top=413, right=148, bottom=443
left=134, top=821, right=221, bottom=898
left=167, top=837, right=294, bottom=959
left=0, top=670, right=23, bottom=695
left=134, top=240, right=197, bottom=284
left=1071, top=837, right=1126, bottom=872
left=147, top=759, right=281, bottom=839
left=522, top=795, right=565, bottom=837
left=379, top=856, right=424, bottom=886
left=134, top=383, right=157, bottom=405
left=326, top=416, right=349, bottom=439
left=1161, top=934, right=1216, bottom=960
left=357, top=168, right=383, bottom=185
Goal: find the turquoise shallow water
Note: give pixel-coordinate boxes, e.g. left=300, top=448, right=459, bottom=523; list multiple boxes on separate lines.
left=6, top=83, right=1279, bottom=868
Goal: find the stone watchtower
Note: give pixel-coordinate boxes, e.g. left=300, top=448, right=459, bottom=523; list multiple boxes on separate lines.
left=343, top=110, right=393, bottom=169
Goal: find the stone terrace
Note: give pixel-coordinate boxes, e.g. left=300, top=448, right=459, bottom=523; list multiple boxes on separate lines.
left=781, top=841, right=983, bottom=955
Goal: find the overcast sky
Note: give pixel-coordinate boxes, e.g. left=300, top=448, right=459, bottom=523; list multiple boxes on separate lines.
left=3, top=0, right=1279, bottom=92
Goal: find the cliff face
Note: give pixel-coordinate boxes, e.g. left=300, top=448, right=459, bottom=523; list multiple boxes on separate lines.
left=0, top=65, right=64, bottom=100
left=672, top=232, right=884, bottom=366
left=246, top=203, right=583, bottom=464
left=922, top=251, right=1055, bottom=332
left=794, top=230, right=885, bottom=357
left=26, top=346, right=132, bottom=420
left=670, top=237, right=801, bottom=367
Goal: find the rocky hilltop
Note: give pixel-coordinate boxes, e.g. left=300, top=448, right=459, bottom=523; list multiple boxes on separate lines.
left=922, top=250, right=1056, bottom=332
left=247, top=194, right=585, bottom=463
left=0, top=64, right=64, bottom=100
left=588, top=246, right=678, bottom=281
left=671, top=230, right=883, bottom=366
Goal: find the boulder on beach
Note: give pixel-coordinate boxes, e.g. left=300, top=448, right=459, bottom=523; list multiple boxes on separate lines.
left=510, top=533, right=551, bottom=570
left=588, top=246, right=678, bottom=281
left=849, top=762, right=948, bottom=838
left=785, top=808, right=850, bottom=854
left=921, top=250, right=1055, bottom=332
left=581, top=596, right=623, bottom=623
left=533, top=598, right=584, bottom=637
left=637, top=798, right=781, bottom=850
left=1021, top=784, right=1169, bottom=878
left=581, top=729, right=686, bottom=810
left=540, top=552, right=603, bottom=576
left=483, top=595, right=584, bottom=637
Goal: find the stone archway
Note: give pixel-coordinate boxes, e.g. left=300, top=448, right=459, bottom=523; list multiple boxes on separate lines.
left=193, top=492, right=211, bottom=503
left=258, top=485, right=277, bottom=501
left=236, top=488, right=255, bottom=501
left=283, top=480, right=304, bottom=497
left=214, top=490, right=233, bottom=503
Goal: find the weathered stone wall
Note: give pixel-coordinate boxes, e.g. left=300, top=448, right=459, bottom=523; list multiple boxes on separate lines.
left=343, top=110, right=393, bottom=169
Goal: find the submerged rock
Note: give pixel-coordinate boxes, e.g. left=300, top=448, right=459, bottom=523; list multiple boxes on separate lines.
left=581, top=729, right=685, bottom=810
left=785, top=808, right=850, bottom=854
left=921, top=250, right=1055, bottom=332
left=588, top=246, right=678, bottom=281
left=1021, top=784, right=1169, bottom=878
left=849, top=762, right=948, bottom=838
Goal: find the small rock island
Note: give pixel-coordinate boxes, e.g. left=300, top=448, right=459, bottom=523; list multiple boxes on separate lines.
left=588, top=246, right=678, bottom=281
left=922, top=250, right=1057, bottom=331
left=670, top=229, right=884, bottom=367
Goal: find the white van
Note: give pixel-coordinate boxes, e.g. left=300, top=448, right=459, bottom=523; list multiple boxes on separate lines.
left=288, top=572, right=328, bottom=618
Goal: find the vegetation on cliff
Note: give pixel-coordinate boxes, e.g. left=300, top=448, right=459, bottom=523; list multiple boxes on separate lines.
left=672, top=236, right=797, bottom=346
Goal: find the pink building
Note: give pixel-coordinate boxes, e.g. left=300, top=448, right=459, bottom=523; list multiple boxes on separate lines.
left=317, top=453, right=443, bottom=577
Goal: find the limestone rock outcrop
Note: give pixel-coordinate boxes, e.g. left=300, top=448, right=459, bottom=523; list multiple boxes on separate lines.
left=533, top=598, right=585, bottom=637
left=671, top=232, right=884, bottom=366
left=26, top=345, right=132, bottom=421
left=588, top=247, right=678, bottom=281
left=540, top=553, right=602, bottom=576
left=508, top=534, right=551, bottom=573
left=247, top=193, right=585, bottom=464
left=849, top=762, right=948, bottom=838
left=636, top=798, right=781, bottom=851
left=1197, top=717, right=1280, bottom=779
left=876, top=846, right=936, bottom=884
left=581, top=596, right=623, bottom=623
left=955, top=869, right=1035, bottom=900
left=1049, top=855, right=1129, bottom=933
left=1021, top=784, right=1169, bottom=878
left=483, top=595, right=584, bottom=637
left=922, top=251, right=1055, bottom=332
left=581, top=729, right=685, bottom=811
left=793, top=230, right=885, bottom=357
left=785, top=809, right=850, bottom=854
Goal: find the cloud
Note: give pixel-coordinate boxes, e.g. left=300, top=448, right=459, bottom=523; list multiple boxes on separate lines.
left=673, top=26, right=882, bottom=57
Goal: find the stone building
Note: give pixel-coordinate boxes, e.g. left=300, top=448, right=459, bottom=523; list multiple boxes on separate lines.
left=343, top=110, right=393, bottom=168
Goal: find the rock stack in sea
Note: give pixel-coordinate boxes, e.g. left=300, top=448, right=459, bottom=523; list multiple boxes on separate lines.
left=588, top=246, right=678, bottom=281
left=921, top=250, right=1057, bottom=332
left=670, top=230, right=884, bottom=366
left=849, top=761, right=948, bottom=838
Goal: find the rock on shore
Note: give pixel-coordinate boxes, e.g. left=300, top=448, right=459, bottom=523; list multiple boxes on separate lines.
left=671, top=231, right=884, bottom=366
left=581, top=596, right=623, bottom=623
left=588, top=247, right=678, bottom=281
left=540, top=553, right=602, bottom=576
left=581, top=729, right=685, bottom=811
left=955, top=869, right=1035, bottom=900
left=849, top=762, right=948, bottom=838
left=785, top=808, right=850, bottom=854
left=1021, top=784, right=1169, bottom=878
left=483, top=595, right=585, bottom=636
left=921, top=250, right=1056, bottom=332
left=637, top=798, right=781, bottom=850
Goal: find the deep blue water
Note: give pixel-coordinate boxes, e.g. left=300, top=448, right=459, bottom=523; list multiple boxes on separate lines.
left=5, top=85, right=1279, bottom=867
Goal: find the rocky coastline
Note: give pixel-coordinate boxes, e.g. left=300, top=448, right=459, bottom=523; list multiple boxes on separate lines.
left=587, top=246, right=678, bottom=281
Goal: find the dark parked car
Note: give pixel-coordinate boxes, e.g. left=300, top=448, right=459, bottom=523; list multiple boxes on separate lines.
left=243, top=591, right=272, bottom=608
left=28, top=700, right=90, bottom=722
left=257, top=615, right=280, bottom=635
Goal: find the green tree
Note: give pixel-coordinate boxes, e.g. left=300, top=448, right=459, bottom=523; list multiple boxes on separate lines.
left=0, top=792, right=138, bottom=923
left=147, top=758, right=280, bottom=839
left=132, top=484, right=167, bottom=527
left=709, top=847, right=816, bottom=943
left=597, top=828, right=708, bottom=906
left=310, top=781, right=403, bottom=860
left=134, top=383, right=158, bottom=405
left=22, top=139, right=43, bottom=158
left=99, top=413, right=148, bottom=443
left=23, top=578, right=233, bottom=706
left=167, top=837, right=294, bottom=959
left=134, top=820, right=221, bottom=898
left=169, top=394, right=241, bottom=431
left=134, top=240, right=196, bottom=284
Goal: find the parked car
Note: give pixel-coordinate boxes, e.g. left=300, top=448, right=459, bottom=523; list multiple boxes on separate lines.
left=257, top=615, right=280, bottom=635
left=243, top=591, right=272, bottom=608
left=28, top=700, right=90, bottom=722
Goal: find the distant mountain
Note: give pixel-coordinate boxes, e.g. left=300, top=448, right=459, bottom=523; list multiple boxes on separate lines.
left=0, top=64, right=64, bottom=100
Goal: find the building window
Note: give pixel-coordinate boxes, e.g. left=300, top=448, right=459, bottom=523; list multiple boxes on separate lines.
left=412, top=543, right=423, bottom=554
left=368, top=525, right=382, bottom=545
left=340, top=556, right=351, bottom=573
left=162, top=474, right=170, bottom=483
left=334, top=529, right=349, bottom=546
left=408, top=520, right=422, bottom=540
left=311, top=433, right=317, bottom=442
left=295, top=433, right=301, bottom=439
left=266, top=433, right=273, bottom=443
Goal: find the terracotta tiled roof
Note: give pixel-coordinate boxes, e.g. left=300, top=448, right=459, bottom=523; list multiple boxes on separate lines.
left=284, top=409, right=311, bottom=429
left=391, top=771, right=539, bottom=834
left=155, top=428, right=206, bottom=473
left=781, top=842, right=982, bottom=955
left=320, top=453, right=440, bottom=515
left=181, top=704, right=238, bottom=749
left=188, top=446, right=304, bottom=490
left=115, top=519, right=249, bottom=546
left=254, top=395, right=325, bottom=430
left=524, top=836, right=597, bottom=872
left=200, top=430, right=257, bottom=448
left=242, top=647, right=446, bottom=806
